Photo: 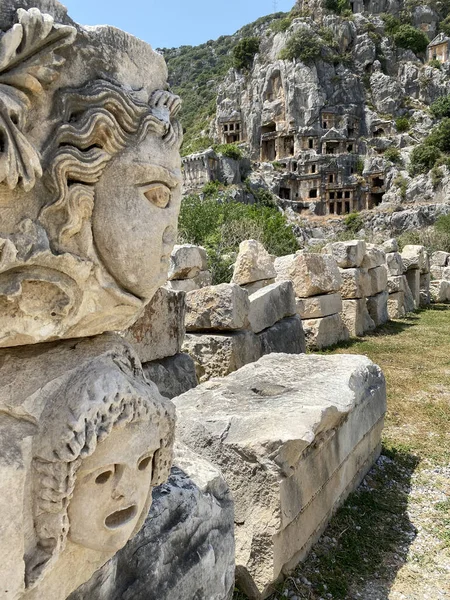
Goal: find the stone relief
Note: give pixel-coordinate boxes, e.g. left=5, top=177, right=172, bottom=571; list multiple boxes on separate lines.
left=0, top=334, right=175, bottom=599
left=0, top=4, right=183, bottom=348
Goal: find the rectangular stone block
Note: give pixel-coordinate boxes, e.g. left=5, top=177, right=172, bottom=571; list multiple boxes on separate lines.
left=296, top=292, right=343, bottom=319
left=430, top=265, right=444, bottom=280
left=385, top=252, right=404, bottom=276
left=185, top=283, right=250, bottom=332
left=341, top=298, right=375, bottom=337
left=387, top=292, right=405, bottom=319
left=182, top=331, right=262, bottom=383
left=404, top=277, right=417, bottom=313
left=275, top=252, right=341, bottom=298
left=430, top=280, right=450, bottom=302
left=165, top=270, right=212, bottom=292
left=367, top=265, right=388, bottom=296
left=431, top=251, right=450, bottom=268
left=143, top=353, right=198, bottom=399
left=168, top=244, right=208, bottom=280
left=258, top=316, right=306, bottom=355
left=339, top=267, right=370, bottom=299
left=242, top=278, right=276, bottom=296
left=232, top=239, right=276, bottom=285
left=366, top=291, right=389, bottom=327
left=405, top=269, right=420, bottom=308
left=175, top=354, right=386, bottom=599
left=249, top=281, right=296, bottom=334
left=323, top=240, right=366, bottom=268
left=361, top=244, right=386, bottom=269
left=387, top=275, right=406, bottom=294
left=401, top=245, right=428, bottom=273
left=420, top=272, right=431, bottom=307
left=123, top=287, right=186, bottom=362
left=302, top=313, right=349, bottom=349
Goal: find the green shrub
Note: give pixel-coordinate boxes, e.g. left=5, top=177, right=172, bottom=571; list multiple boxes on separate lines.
left=214, top=143, right=243, bottom=160
left=426, top=118, right=450, bottom=152
left=435, top=213, right=450, bottom=235
left=279, top=29, right=323, bottom=62
left=178, top=195, right=298, bottom=283
left=394, top=175, right=408, bottom=200
left=409, top=144, right=441, bottom=176
left=232, top=37, right=260, bottom=70
left=356, top=157, right=365, bottom=175
left=344, top=212, right=364, bottom=234
left=395, top=116, right=410, bottom=132
left=440, top=14, right=450, bottom=36
left=428, top=59, right=442, bottom=69
left=393, top=25, right=429, bottom=54
left=431, top=165, right=445, bottom=187
left=202, top=181, right=222, bottom=196
left=384, top=147, right=402, bottom=164
left=270, top=17, right=292, bottom=33
left=431, top=95, right=450, bottom=119
left=324, top=0, right=351, bottom=14
left=381, top=13, right=401, bottom=36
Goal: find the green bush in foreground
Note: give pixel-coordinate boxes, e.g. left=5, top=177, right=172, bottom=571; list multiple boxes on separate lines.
left=395, top=116, right=410, bottom=132
left=409, top=144, right=441, bottom=176
left=232, top=37, right=260, bottom=70
left=344, top=212, right=364, bottom=234
left=393, top=25, right=429, bottom=54
left=178, top=195, right=298, bottom=283
left=431, top=94, right=450, bottom=119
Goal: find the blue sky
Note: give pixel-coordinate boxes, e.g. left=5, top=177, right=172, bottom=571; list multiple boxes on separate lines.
left=62, top=0, right=295, bottom=49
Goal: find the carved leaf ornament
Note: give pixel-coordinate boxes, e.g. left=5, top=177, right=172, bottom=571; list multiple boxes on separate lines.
left=0, top=8, right=76, bottom=192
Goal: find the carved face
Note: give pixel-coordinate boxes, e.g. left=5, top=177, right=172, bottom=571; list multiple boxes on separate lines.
left=92, top=132, right=182, bottom=300
left=68, top=422, right=160, bottom=553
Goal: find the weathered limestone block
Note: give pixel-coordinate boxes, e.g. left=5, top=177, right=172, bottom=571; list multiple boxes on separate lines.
left=387, top=275, right=406, bottom=294
left=420, top=273, right=431, bottom=307
left=175, top=354, right=386, bottom=599
left=248, top=281, right=296, bottom=334
left=367, top=265, right=388, bottom=296
left=0, top=2, right=183, bottom=348
left=341, top=298, right=375, bottom=337
left=362, top=244, right=386, bottom=269
left=401, top=245, right=428, bottom=272
left=404, top=278, right=417, bottom=313
left=68, top=444, right=235, bottom=600
left=302, top=313, right=349, bottom=349
left=165, top=270, right=212, bottom=292
left=366, top=291, right=389, bottom=327
left=339, top=267, right=370, bottom=299
left=443, top=266, right=450, bottom=281
left=185, top=284, right=250, bottom=331
left=382, top=238, right=399, bottom=253
left=242, top=278, right=276, bottom=295
left=258, top=316, right=306, bottom=355
left=143, top=353, right=198, bottom=399
left=431, top=251, right=450, bottom=267
left=430, top=280, right=450, bottom=302
left=0, top=334, right=175, bottom=600
left=323, top=240, right=366, bottom=268
left=405, top=269, right=420, bottom=308
left=122, top=287, right=185, bottom=363
left=385, top=252, right=404, bottom=276
left=168, top=244, right=208, bottom=280
left=387, top=292, right=406, bottom=319
left=232, top=239, right=276, bottom=285
left=430, top=265, right=445, bottom=280
left=296, top=292, right=343, bottom=319
left=182, top=331, right=262, bottom=383
left=275, top=252, right=341, bottom=298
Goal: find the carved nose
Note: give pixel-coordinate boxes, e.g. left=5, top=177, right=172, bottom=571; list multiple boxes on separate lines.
left=111, top=466, right=135, bottom=501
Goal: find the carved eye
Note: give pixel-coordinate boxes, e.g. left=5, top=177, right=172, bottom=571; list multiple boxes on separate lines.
left=138, top=455, right=152, bottom=471
left=143, top=184, right=171, bottom=208
left=95, top=470, right=113, bottom=484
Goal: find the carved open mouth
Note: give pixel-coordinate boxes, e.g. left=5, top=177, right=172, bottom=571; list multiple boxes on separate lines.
left=104, top=505, right=138, bottom=530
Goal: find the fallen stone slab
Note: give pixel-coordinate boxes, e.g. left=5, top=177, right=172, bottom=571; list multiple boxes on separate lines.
left=122, top=287, right=185, bottom=362
left=401, top=245, right=428, bottom=273
left=185, top=283, right=250, bottom=332
left=362, top=244, right=386, bottom=269
left=430, top=280, right=450, bottom=302
left=183, top=331, right=261, bottom=383
left=232, top=240, right=276, bottom=285
left=165, top=270, right=212, bottom=292
left=387, top=292, right=406, bottom=319
left=143, top=353, right=198, bottom=399
left=68, top=444, right=235, bottom=600
left=385, top=252, right=404, bottom=276
left=431, top=251, right=450, bottom=268
left=258, top=316, right=306, bottom=355
left=302, top=313, right=349, bottom=349
left=249, top=281, right=296, bottom=334
left=341, top=298, right=375, bottom=337
left=175, top=354, right=386, bottom=599
left=296, top=292, right=343, bottom=320
left=323, top=240, right=366, bottom=268
left=366, top=291, right=389, bottom=327
left=168, top=244, right=208, bottom=280
left=339, top=267, right=370, bottom=299
left=275, top=252, right=341, bottom=298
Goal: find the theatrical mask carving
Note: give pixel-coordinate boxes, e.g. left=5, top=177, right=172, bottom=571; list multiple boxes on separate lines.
left=0, top=4, right=183, bottom=348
